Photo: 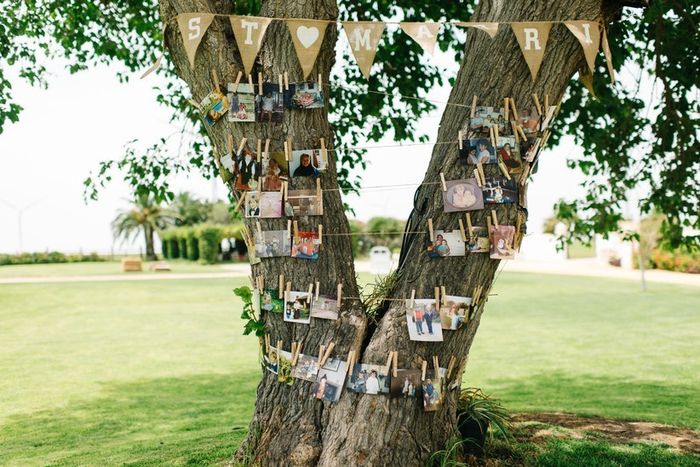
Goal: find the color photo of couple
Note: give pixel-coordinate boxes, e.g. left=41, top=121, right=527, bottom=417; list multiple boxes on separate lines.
left=405, top=299, right=443, bottom=342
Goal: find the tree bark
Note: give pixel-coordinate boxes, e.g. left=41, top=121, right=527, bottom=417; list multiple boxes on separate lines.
left=159, top=0, right=620, bottom=465
left=144, top=224, right=157, bottom=260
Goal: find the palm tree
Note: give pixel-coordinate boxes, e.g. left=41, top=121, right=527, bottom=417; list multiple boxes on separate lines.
left=170, top=191, right=210, bottom=226
left=112, top=194, right=176, bottom=260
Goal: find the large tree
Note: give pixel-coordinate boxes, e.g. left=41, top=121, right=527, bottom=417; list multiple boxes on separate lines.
left=154, top=0, right=644, bottom=465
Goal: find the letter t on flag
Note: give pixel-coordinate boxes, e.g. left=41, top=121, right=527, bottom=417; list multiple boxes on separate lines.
left=230, top=16, right=273, bottom=75
left=511, top=22, right=552, bottom=81
left=400, top=22, right=441, bottom=56
left=342, top=21, right=385, bottom=79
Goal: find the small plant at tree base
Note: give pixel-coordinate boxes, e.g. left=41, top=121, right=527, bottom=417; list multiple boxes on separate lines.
left=456, top=388, right=512, bottom=454
left=233, top=286, right=265, bottom=337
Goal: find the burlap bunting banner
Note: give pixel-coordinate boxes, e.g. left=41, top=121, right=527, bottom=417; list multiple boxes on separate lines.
left=511, top=22, right=552, bottom=81
left=400, top=22, right=441, bottom=56
left=601, top=27, right=615, bottom=84
left=564, top=21, right=601, bottom=73
left=342, top=21, right=385, bottom=79
left=456, top=22, right=499, bottom=39
left=287, top=19, right=330, bottom=78
left=177, top=13, right=215, bottom=68
left=229, top=15, right=272, bottom=75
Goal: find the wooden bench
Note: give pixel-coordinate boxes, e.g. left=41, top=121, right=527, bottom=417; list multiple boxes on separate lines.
left=121, top=257, right=143, bottom=272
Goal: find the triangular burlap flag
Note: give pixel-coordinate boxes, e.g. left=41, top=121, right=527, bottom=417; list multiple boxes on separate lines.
left=342, top=21, right=385, bottom=79
left=511, top=22, right=552, bottom=81
left=579, top=66, right=596, bottom=96
left=456, top=22, right=499, bottom=39
left=400, top=22, right=441, bottom=56
left=177, top=13, right=215, bottom=69
left=564, top=21, right=601, bottom=74
left=601, top=27, right=615, bottom=83
left=229, top=15, right=273, bottom=75
left=287, top=19, right=330, bottom=78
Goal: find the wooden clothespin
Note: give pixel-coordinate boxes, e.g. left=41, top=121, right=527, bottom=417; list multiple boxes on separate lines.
left=441, top=286, right=447, bottom=305
left=237, top=137, right=247, bottom=156
left=458, top=218, right=467, bottom=242
left=264, top=334, right=271, bottom=354
left=227, top=134, right=235, bottom=154
left=498, top=160, right=512, bottom=180
left=510, top=98, right=519, bottom=121
left=291, top=341, right=297, bottom=362
left=544, top=94, right=549, bottom=111
left=316, top=177, right=322, bottom=200
left=470, top=95, right=478, bottom=118
left=233, top=71, right=243, bottom=92
left=256, top=139, right=262, bottom=162
left=392, top=350, right=398, bottom=377
left=385, top=351, right=394, bottom=375
left=433, top=356, right=440, bottom=374
left=284, top=71, right=289, bottom=91
left=315, top=281, right=320, bottom=300
left=347, top=350, right=356, bottom=375
left=434, top=286, right=440, bottom=309
left=447, top=356, right=456, bottom=380
left=336, top=283, right=342, bottom=308
left=486, top=215, right=492, bottom=232
left=284, top=138, right=290, bottom=161
left=320, top=137, right=328, bottom=164
left=511, top=120, right=520, bottom=144
left=439, top=173, right=447, bottom=192
left=320, top=342, right=335, bottom=366
left=428, top=218, right=435, bottom=242
left=318, top=345, right=325, bottom=363
left=234, top=191, right=247, bottom=213
left=421, top=360, right=428, bottom=381
left=211, top=69, right=220, bottom=92
left=293, top=220, right=299, bottom=237
left=278, top=274, right=284, bottom=298
left=503, top=97, right=510, bottom=121
left=458, top=131, right=463, bottom=150
left=317, top=72, right=323, bottom=89
left=276, top=340, right=283, bottom=362
left=410, top=289, right=416, bottom=307
left=489, top=125, right=496, bottom=149
left=473, top=168, right=482, bottom=187
left=492, top=209, right=499, bottom=228
left=257, top=72, right=263, bottom=95
left=264, top=139, right=270, bottom=159
left=307, top=283, right=314, bottom=301
left=466, top=213, right=473, bottom=233
left=292, top=342, right=303, bottom=366
left=477, top=161, right=486, bottom=185
left=286, top=281, right=292, bottom=300
left=287, top=219, right=292, bottom=237
left=247, top=73, right=254, bottom=91
left=318, top=224, right=323, bottom=244
left=282, top=180, right=288, bottom=199
left=278, top=74, right=283, bottom=93
left=517, top=125, right=527, bottom=141
left=532, top=93, right=542, bottom=116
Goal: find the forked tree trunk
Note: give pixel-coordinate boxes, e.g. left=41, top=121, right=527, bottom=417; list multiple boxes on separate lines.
left=160, top=0, right=621, bottom=465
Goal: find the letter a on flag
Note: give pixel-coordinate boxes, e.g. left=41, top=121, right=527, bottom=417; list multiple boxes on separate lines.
left=400, top=22, right=441, bottom=56
left=342, top=21, right=385, bottom=79
left=564, top=21, right=601, bottom=73
left=177, top=13, right=215, bottom=69
left=230, top=16, right=273, bottom=75
left=511, top=22, right=552, bottom=81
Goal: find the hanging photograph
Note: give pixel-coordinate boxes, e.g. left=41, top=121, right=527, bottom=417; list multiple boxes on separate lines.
left=489, top=224, right=516, bottom=260
left=264, top=346, right=279, bottom=374
left=234, top=148, right=261, bottom=191
left=466, top=226, right=490, bottom=253
left=254, top=229, right=291, bottom=258
left=523, top=137, right=542, bottom=163
left=442, top=179, right=484, bottom=212
left=425, top=230, right=465, bottom=258
left=290, top=149, right=326, bottom=177
left=288, top=82, right=324, bottom=109
left=291, top=231, right=320, bottom=260
left=200, top=88, right=230, bottom=127
left=469, top=106, right=505, bottom=134
left=261, top=151, right=289, bottom=191
left=347, top=363, right=391, bottom=394
left=422, top=369, right=444, bottom=412
left=483, top=177, right=517, bottom=204
left=256, top=83, right=286, bottom=123
left=284, top=290, right=313, bottom=324
left=277, top=349, right=294, bottom=385
left=312, top=358, right=348, bottom=402
left=285, top=189, right=323, bottom=216
left=310, top=294, right=339, bottom=320
left=518, top=107, right=541, bottom=134
left=390, top=369, right=422, bottom=398
left=261, top=288, right=284, bottom=314
left=465, top=138, right=497, bottom=165
left=439, top=295, right=471, bottom=330
left=291, top=354, right=321, bottom=381
left=405, top=299, right=443, bottom=342
left=227, top=83, right=256, bottom=122
left=496, top=136, right=522, bottom=171
left=245, top=191, right=283, bottom=218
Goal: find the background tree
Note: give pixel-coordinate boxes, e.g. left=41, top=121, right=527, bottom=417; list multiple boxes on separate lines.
left=112, top=193, right=175, bottom=260
left=365, top=216, right=406, bottom=251
left=170, top=191, right=210, bottom=226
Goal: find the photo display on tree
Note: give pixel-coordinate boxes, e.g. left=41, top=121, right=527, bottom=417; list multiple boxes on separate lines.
left=426, top=230, right=465, bottom=258
left=227, top=83, right=256, bottom=122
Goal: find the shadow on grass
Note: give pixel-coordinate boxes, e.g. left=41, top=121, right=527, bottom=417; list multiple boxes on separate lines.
left=479, top=372, right=700, bottom=431
left=0, top=372, right=260, bottom=466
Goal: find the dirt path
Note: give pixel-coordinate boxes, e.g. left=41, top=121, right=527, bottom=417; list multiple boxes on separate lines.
left=513, top=412, right=700, bottom=455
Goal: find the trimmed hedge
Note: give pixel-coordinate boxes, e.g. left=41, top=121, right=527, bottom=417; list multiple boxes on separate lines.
left=159, top=223, right=244, bottom=264
left=0, top=252, right=104, bottom=266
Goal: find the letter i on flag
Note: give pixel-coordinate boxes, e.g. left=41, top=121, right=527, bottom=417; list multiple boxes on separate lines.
left=342, top=21, right=385, bottom=79
left=400, top=22, right=441, bottom=56
left=511, top=22, right=552, bottom=81
left=230, top=16, right=273, bottom=75
left=177, top=13, right=215, bottom=68
left=564, top=21, right=601, bottom=74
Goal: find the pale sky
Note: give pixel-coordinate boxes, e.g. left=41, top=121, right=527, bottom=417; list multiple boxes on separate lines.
left=0, top=45, right=587, bottom=255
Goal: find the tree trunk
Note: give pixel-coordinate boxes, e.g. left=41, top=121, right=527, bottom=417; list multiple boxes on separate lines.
left=159, top=0, right=620, bottom=465
left=144, top=224, right=157, bottom=260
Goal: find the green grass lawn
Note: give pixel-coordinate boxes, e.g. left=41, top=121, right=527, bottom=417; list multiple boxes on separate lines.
left=0, top=260, right=231, bottom=278
left=0, top=272, right=698, bottom=465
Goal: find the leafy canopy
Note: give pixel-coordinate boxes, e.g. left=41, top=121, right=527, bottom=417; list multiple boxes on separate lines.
left=3, top=0, right=698, bottom=248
